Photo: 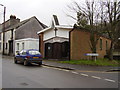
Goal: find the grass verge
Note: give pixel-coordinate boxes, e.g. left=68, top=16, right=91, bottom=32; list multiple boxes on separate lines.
left=58, top=59, right=120, bottom=67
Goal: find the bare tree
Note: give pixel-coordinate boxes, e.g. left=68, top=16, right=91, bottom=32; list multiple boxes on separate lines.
left=67, top=0, right=103, bottom=59
left=67, top=0, right=120, bottom=60
left=103, top=0, right=120, bottom=60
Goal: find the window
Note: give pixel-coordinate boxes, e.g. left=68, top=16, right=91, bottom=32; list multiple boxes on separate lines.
left=0, top=43, right=1, bottom=50
left=0, top=34, right=1, bottom=40
left=106, top=41, right=108, bottom=50
left=22, top=42, right=24, bottom=50
left=100, top=39, right=102, bottom=50
left=17, top=43, right=19, bottom=51
left=29, top=50, right=41, bottom=55
left=22, top=51, right=27, bottom=55
left=6, top=43, right=7, bottom=49
left=20, top=50, right=27, bottom=55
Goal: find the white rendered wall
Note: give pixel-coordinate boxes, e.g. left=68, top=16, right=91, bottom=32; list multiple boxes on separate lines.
left=15, top=38, right=39, bottom=55
left=0, top=33, right=3, bottom=53
left=4, top=31, right=11, bottom=54
left=43, top=29, right=55, bottom=41
left=57, top=28, right=70, bottom=38
left=43, top=28, right=71, bottom=41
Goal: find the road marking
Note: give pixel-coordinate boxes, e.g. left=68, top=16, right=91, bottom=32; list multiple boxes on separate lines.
left=43, top=66, right=70, bottom=72
left=77, top=70, right=118, bottom=73
left=52, top=67, right=59, bottom=70
left=80, top=73, right=89, bottom=77
left=62, top=69, right=70, bottom=72
left=43, top=66, right=51, bottom=68
left=104, top=79, right=116, bottom=83
left=71, top=71, right=79, bottom=74
left=58, top=69, right=64, bottom=71
left=91, top=76, right=101, bottom=79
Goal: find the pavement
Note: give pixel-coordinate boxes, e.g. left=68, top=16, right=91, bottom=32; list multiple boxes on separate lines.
left=1, top=55, right=120, bottom=72
left=42, top=60, right=120, bottom=72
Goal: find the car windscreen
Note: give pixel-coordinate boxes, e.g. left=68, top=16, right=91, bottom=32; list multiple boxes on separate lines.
left=29, top=50, right=41, bottom=55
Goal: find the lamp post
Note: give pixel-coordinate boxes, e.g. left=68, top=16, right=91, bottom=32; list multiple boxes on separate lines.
left=0, top=4, right=6, bottom=55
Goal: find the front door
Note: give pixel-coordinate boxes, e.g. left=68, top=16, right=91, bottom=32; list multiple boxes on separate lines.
left=45, top=43, right=53, bottom=59
left=9, top=40, right=13, bottom=55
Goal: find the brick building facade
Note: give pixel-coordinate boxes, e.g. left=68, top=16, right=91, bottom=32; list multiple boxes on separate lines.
left=70, top=28, right=111, bottom=60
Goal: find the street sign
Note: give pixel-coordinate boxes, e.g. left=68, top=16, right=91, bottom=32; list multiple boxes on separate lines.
left=85, top=53, right=99, bottom=56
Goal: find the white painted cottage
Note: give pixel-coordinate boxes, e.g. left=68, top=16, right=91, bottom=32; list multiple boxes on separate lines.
left=15, top=38, right=39, bottom=55
left=0, top=15, right=47, bottom=55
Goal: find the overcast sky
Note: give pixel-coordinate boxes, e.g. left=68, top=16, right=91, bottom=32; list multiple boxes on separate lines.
left=0, top=0, right=84, bottom=26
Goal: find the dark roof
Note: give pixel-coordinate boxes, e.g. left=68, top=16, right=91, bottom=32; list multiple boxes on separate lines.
left=2, top=16, right=47, bottom=32
left=72, top=25, right=111, bottom=40
left=5, top=19, right=29, bottom=31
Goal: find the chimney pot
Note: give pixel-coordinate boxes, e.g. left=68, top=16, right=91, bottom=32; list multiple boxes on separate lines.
left=10, top=15, right=16, bottom=19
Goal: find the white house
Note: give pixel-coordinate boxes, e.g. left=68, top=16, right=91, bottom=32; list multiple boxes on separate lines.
left=15, top=38, right=39, bottom=55
left=37, top=15, right=73, bottom=59
left=0, top=32, right=2, bottom=54
left=0, top=15, right=47, bottom=55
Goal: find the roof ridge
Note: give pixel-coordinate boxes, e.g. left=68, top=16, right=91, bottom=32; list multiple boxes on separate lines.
left=3, top=16, right=47, bottom=31
left=5, top=16, right=35, bottom=31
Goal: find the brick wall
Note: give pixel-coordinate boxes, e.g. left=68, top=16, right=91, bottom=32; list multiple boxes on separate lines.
left=70, top=29, right=111, bottom=60
left=39, top=33, right=44, bottom=57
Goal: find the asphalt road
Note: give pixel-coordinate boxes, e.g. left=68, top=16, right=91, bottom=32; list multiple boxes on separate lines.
left=0, top=54, right=2, bottom=88
left=1, top=56, right=120, bottom=89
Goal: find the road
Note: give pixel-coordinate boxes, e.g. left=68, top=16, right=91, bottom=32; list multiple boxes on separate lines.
left=0, top=54, right=2, bottom=88
left=1, top=55, right=119, bottom=89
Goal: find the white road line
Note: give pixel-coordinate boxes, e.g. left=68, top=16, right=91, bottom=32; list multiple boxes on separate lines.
left=58, top=69, right=64, bottom=71
left=104, top=79, right=116, bottom=83
left=62, top=69, right=70, bottom=72
left=43, top=66, right=70, bottom=72
left=71, top=71, right=79, bottom=74
left=91, top=76, right=101, bottom=79
left=52, top=68, right=59, bottom=70
left=80, top=73, right=89, bottom=77
left=43, top=66, right=51, bottom=68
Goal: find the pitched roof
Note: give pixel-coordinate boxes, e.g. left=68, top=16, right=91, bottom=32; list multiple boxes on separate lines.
left=72, top=26, right=111, bottom=40
left=5, top=18, right=29, bottom=31
left=37, top=25, right=72, bottom=34
left=1, top=16, right=47, bottom=32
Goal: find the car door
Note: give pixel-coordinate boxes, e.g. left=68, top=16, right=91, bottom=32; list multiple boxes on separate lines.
left=15, top=50, right=23, bottom=61
left=19, top=50, right=27, bottom=62
left=16, top=54, right=21, bottom=61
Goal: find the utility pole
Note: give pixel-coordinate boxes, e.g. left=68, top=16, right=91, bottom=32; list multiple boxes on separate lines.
left=0, top=4, right=6, bottom=55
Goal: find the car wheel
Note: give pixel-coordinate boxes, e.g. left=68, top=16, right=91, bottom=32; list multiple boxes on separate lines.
left=38, top=62, right=42, bottom=66
left=24, top=60, right=28, bottom=66
left=14, top=58, right=18, bottom=64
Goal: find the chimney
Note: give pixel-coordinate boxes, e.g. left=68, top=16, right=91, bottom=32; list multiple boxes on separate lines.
left=10, top=15, right=20, bottom=26
left=10, top=15, right=16, bottom=19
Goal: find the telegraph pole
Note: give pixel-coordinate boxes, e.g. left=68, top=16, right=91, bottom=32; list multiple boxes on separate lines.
left=0, top=4, right=6, bottom=55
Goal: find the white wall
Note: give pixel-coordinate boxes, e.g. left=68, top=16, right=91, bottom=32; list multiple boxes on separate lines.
left=4, top=31, right=11, bottom=54
left=0, top=29, right=16, bottom=54
left=43, top=29, right=55, bottom=41
left=43, top=28, right=71, bottom=41
left=0, top=33, right=3, bottom=53
left=57, top=28, right=70, bottom=38
left=15, top=38, right=39, bottom=55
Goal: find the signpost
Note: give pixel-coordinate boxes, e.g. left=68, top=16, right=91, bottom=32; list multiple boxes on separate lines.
left=85, top=53, right=99, bottom=61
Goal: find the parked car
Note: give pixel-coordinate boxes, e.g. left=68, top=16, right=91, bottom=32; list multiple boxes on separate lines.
left=14, top=49, right=42, bottom=66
